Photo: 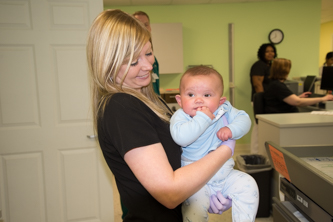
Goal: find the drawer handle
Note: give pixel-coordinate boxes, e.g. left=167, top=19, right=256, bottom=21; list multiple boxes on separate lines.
left=87, top=135, right=97, bottom=139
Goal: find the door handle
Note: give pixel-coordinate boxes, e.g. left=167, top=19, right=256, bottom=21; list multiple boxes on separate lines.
left=87, top=135, right=97, bottom=139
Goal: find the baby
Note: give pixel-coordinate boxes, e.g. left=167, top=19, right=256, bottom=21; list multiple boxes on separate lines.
left=170, top=65, right=259, bottom=222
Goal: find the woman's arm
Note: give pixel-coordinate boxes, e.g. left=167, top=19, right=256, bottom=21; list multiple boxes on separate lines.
left=283, top=94, right=333, bottom=107
left=124, top=142, right=232, bottom=209
left=251, top=75, right=264, bottom=93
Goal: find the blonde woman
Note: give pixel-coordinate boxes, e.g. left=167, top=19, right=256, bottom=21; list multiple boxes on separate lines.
left=87, top=9, right=234, bottom=221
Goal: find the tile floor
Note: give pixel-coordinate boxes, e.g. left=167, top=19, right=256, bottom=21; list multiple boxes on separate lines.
left=112, top=145, right=274, bottom=222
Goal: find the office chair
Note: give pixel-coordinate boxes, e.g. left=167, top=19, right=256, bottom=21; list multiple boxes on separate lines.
left=253, top=92, right=265, bottom=124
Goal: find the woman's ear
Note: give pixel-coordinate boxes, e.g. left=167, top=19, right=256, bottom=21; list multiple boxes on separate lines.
left=175, top=95, right=182, bottom=107
left=219, top=97, right=227, bottom=106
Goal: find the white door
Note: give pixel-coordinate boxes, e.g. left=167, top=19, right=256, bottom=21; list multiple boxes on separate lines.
left=0, top=1, right=115, bottom=222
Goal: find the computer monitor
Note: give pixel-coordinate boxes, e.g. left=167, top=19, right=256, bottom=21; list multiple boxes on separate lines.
left=303, top=75, right=316, bottom=93
left=320, top=66, right=333, bottom=91
left=284, top=80, right=300, bottom=95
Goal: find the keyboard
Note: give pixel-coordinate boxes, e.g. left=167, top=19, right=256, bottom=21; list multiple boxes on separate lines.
left=311, top=111, right=333, bottom=115
left=307, top=93, right=325, bottom=98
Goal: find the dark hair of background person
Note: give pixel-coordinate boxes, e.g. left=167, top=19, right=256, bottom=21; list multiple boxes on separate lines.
left=325, top=51, right=333, bottom=60
left=133, top=11, right=150, bottom=21
left=257, top=43, right=277, bottom=62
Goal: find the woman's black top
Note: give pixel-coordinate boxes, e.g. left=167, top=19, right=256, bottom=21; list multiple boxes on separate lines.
left=250, top=60, right=271, bottom=102
left=98, top=93, right=182, bottom=222
left=264, top=79, right=299, bottom=114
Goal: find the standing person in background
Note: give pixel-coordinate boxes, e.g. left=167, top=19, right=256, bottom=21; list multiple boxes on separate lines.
left=249, top=43, right=277, bottom=154
left=250, top=43, right=277, bottom=103
left=319, top=51, right=333, bottom=77
left=133, top=11, right=160, bottom=95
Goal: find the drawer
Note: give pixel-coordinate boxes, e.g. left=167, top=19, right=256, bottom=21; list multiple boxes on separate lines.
left=162, top=93, right=178, bottom=103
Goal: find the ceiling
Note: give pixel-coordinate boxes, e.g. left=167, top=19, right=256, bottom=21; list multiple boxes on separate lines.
left=103, top=0, right=333, bottom=24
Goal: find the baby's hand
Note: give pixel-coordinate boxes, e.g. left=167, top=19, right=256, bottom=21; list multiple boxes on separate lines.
left=217, top=127, right=232, bottom=141
left=197, top=106, right=215, bottom=120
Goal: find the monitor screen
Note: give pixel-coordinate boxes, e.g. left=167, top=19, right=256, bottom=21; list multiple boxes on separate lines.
left=320, top=67, right=333, bottom=91
left=284, top=80, right=299, bottom=95
left=303, top=75, right=316, bottom=92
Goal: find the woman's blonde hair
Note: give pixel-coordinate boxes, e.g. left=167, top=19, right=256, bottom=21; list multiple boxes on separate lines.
left=270, top=58, right=292, bottom=80
left=87, top=9, right=171, bottom=131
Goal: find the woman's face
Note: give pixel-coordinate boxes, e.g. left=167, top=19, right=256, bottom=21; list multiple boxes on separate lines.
left=116, top=42, right=154, bottom=91
left=134, top=14, right=151, bottom=33
left=264, top=46, right=275, bottom=62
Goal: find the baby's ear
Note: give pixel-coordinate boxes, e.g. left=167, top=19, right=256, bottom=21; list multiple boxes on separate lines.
left=175, top=95, right=182, bottom=107
left=219, top=97, right=227, bottom=105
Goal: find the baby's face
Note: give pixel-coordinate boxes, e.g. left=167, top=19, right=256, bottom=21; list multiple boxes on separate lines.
left=177, top=74, right=224, bottom=117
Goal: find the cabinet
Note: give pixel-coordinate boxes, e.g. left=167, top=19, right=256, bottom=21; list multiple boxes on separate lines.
left=151, top=23, right=183, bottom=74
left=266, top=143, right=333, bottom=221
left=257, top=113, right=333, bottom=218
left=161, top=92, right=181, bottom=112
left=257, top=113, right=333, bottom=158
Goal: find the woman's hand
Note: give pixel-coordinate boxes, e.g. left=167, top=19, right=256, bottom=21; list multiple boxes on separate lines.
left=208, top=191, right=232, bottom=214
left=299, top=92, right=311, bottom=98
left=322, top=94, right=333, bottom=101
left=220, top=139, right=235, bottom=156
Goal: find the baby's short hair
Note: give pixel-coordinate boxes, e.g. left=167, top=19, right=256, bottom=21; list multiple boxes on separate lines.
left=180, top=65, right=224, bottom=91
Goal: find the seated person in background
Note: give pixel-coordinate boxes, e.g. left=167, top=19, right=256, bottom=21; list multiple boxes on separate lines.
left=319, top=51, right=333, bottom=77
left=264, top=58, right=333, bottom=114
left=170, top=65, right=259, bottom=222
